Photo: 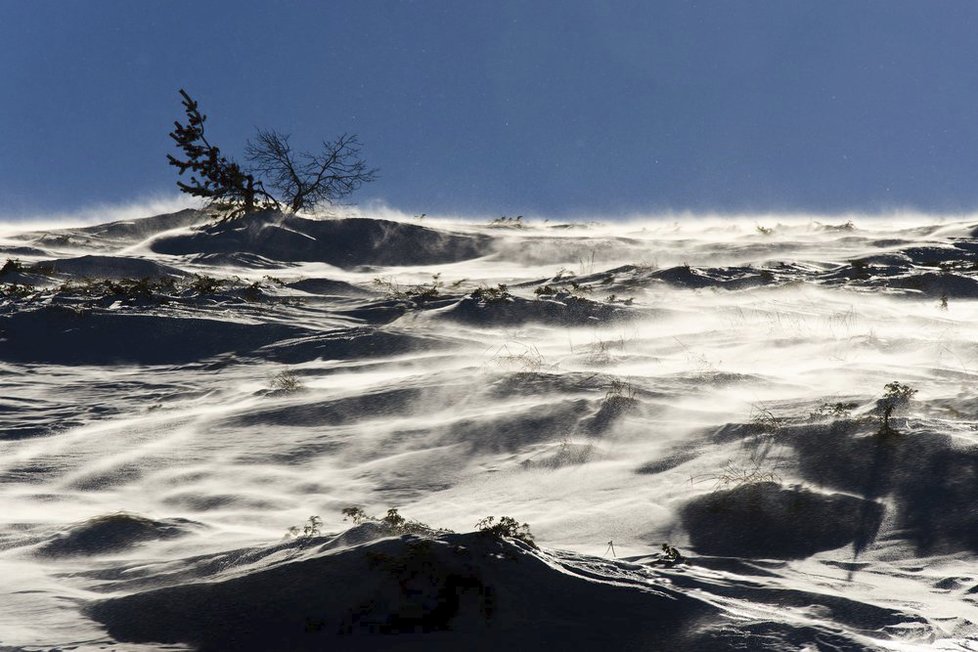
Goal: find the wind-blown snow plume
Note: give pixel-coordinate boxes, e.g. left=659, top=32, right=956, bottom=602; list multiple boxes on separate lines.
left=1, top=208, right=977, bottom=649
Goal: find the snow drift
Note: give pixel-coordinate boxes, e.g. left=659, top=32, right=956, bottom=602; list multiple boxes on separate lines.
left=1, top=209, right=977, bottom=650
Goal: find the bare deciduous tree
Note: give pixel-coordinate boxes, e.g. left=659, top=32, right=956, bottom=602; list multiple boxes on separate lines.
left=245, top=130, right=377, bottom=213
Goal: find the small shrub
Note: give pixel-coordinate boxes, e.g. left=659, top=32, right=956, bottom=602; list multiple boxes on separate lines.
left=287, top=515, right=323, bottom=540
left=693, top=461, right=782, bottom=492
left=341, top=506, right=448, bottom=536
left=878, top=381, right=917, bottom=436
left=809, top=401, right=857, bottom=422
left=660, top=543, right=686, bottom=565
left=372, top=276, right=402, bottom=297
left=270, top=368, right=303, bottom=392
left=533, top=281, right=593, bottom=298
left=408, top=274, right=443, bottom=300
left=475, top=515, right=536, bottom=548
left=341, top=506, right=369, bottom=524
left=489, top=343, right=551, bottom=375
left=471, top=284, right=510, bottom=303
left=243, top=280, right=263, bottom=302
left=190, top=274, right=225, bottom=294
left=373, top=273, right=444, bottom=301
left=749, top=405, right=783, bottom=433
left=382, top=508, right=407, bottom=530
left=488, top=215, right=523, bottom=228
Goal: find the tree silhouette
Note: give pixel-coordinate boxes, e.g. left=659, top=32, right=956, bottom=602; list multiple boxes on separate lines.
left=245, top=129, right=376, bottom=213
left=167, top=89, right=376, bottom=219
left=167, top=90, right=275, bottom=219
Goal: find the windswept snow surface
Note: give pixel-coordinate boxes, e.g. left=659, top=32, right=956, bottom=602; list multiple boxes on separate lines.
left=2, top=209, right=978, bottom=650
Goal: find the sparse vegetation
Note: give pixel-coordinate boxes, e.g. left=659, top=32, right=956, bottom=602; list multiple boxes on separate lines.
left=286, top=515, right=323, bottom=540
left=59, top=277, right=175, bottom=300
left=877, top=381, right=917, bottom=436
left=341, top=506, right=369, bottom=525
left=0, top=272, right=303, bottom=309
left=534, top=280, right=593, bottom=298
left=489, top=342, right=551, bottom=375
left=242, top=280, right=263, bottom=302
left=488, top=215, right=524, bottom=228
left=373, top=273, right=445, bottom=302
left=660, top=543, right=686, bottom=565
left=270, top=368, right=303, bottom=392
left=581, top=335, right=626, bottom=366
left=341, top=506, right=450, bottom=537
left=522, top=439, right=593, bottom=469
left=694, top=460, right=782, bottom=492
left=189, top=274, right=225, bottom=294
left=749, top=405, right=783, bottom=434
left=475, top=515, right=536, bottom=548
left=809, top=401, right=857, bottom=422
left=470, top=284, right=510, bottom=303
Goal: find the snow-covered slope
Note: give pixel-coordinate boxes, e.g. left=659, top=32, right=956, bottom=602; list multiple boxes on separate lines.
left=1, top=209, right=977, bottom=650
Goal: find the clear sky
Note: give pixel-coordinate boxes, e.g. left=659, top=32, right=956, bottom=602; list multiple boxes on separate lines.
left=3, top=1, right=978, bottom=220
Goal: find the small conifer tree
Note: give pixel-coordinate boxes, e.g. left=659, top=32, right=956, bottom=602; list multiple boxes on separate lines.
left=167, top=90, right=276, bottom=219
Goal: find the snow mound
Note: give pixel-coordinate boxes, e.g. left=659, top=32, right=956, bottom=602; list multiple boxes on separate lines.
left=287, top=277, right=374, bottom=297
left=37, top=254, right=187, bottom=280
left=85, top=530, right=913, bottom=651
left=38, top=512, right=201, bottom=557
left=681, top=482, right=885, bottom=559
left=19, top=209, right=209, bottom=248
left=0, top=306, right=309, bottom=365
left=151, top=211, right=492, bottom=268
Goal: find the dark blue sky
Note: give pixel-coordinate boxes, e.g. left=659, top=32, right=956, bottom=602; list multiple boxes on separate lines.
left=3, top=1, right=978, bottom=219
